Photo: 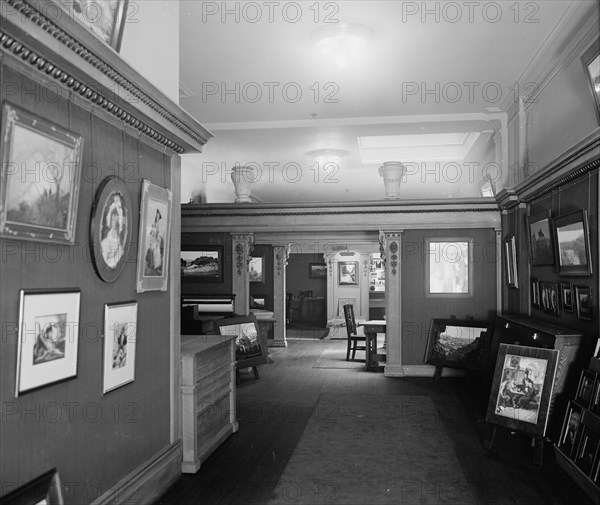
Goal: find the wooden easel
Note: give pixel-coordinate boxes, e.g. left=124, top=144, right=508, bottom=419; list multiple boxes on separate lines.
left=483, top=424, right=545, bottom=466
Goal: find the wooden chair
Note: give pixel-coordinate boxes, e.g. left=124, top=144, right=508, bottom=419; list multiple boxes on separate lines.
left=343, top=304, right=366, bottom=361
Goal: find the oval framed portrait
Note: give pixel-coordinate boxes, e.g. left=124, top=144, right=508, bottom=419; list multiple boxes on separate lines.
left=90, top=176, right=132, bottom=283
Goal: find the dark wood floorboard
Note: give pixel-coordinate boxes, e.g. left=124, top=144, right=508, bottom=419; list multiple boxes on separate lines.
left=155, top=339, right=594, bottom=505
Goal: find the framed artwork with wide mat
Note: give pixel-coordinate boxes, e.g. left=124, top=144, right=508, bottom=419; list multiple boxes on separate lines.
left=486, top=344, right=558, bottom=437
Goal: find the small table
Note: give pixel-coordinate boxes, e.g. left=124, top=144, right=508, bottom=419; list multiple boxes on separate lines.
left=362, top=320, right=386, bottom=372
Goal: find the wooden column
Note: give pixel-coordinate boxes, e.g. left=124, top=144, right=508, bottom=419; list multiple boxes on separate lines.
left=271, top=244, right=290, bottom=347
left=380, top=230, right=404, bottom=377
left=231, top=233, right=254, bottom=315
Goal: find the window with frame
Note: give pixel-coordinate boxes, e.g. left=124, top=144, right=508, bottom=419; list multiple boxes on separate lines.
left=425, top=238, right=473, bottom=297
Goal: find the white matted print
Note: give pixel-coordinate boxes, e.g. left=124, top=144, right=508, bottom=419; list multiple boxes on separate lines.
left=16, top=289, right=81, bottom=396
left=103, top=302, right=137, bottom=393
left=136, top=180, right=172, bottom=292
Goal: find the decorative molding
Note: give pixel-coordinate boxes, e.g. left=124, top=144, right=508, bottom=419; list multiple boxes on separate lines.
left=90, top=441, right=181, bottom=505
left=274, top=244, right=291, bottom=276
left=1, top=0, right=211, bottom=153
left=231, top=233, right=254, bottom=275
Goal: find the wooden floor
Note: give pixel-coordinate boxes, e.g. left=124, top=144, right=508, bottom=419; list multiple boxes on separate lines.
left=155, top=339, right=594, bottom=505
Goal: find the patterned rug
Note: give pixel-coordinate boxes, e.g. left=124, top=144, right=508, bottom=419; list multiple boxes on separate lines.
left=268, top=394, right=477, bottom=505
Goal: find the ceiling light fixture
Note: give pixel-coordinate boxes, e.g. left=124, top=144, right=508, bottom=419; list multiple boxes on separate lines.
left=306, top=148, right=348, bottom=164
left=310, top=23, right=375, bottom=69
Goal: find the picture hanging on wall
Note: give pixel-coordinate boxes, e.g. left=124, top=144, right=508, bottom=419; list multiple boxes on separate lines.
left=531, top=277, right=540, bottom=309
left=539, top=281, right=560, bottom=316
left=528, top=211, right=554, bottom=266
left=0, top=103, right=83, bottom=244
left=15, top=289, right=81, bottom=396
left=249, top=256, right=264, bottom=284
left=181, top=246, right=223, bottom=282
left=554, top=209, right=592, bottom=276
left=575, top=285, right=593, bottom=321
left=102, top=301, right=137, bottom=393
left=56, top=0, right=130, bottom=51
left=136, top=180, right=172, bottom=292
left=559, top=281, right=574, bottom=312
left=338, top=261, right=358, bottom=285
left=504, top=235, right=518, bottom=289
left=581, top=38, right=600, bottom=124
left=90, top=176, right=132, bottom=283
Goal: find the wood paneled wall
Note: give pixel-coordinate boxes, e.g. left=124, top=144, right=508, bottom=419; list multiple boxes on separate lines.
left=0, top=64, right=172, bottom=504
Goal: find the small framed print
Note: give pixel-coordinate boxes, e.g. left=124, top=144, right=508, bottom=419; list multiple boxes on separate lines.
left=574, top=411, right=600, bottom=477
left=102, top=301, right=137, bottom=394
left=539, top=281, right=560, bottom=316
left=576, top=370, right=597, bottom=408
left=338, top=261, right=358, bottom=285
left=309, top=263, right=327, bottom=279
left=558, top=401, right=584, bottom=459
left=559, top=281, right=574, bottom=312
left=531, top=277, right=540, bottom=309
left=249, top=256, right=264, bottom=284
left=136, top=180, right=172, bottom=292
left=90, top=176, right=132, bottom=283
left=251, top=297, right=266, bottom=310
left=16, top=289, right=81, bottom=396
left=575, top=285, right=593, bottom=321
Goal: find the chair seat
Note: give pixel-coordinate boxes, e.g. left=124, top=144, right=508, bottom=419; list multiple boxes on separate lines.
left=343, top=304, right=367, bottom=361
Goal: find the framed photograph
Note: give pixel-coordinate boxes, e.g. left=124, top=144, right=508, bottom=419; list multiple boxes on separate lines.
left=0, top=103, right=83, bottom=244
left=55, top=0, right=129, bottom=51
left=581, top=39, right=600, bottom=124
left=102, top=301, right=137, bottom=393
left=338, top=261, right=358, bottom=285
left=181, top=246, right=223, bottom=282
left=576, top=370, right=596, bottom=408
left=0, top=468, right=64, bottom=505
left=504, top=235, right=518, bottom=289
left=539, top=281, right=560, bottom=316
left=558, top=401, right=584, bottom=459
left=15, top=289, right=81, bottom=396
left=574, top=411, right=600, bottom=477
left=309, top=263, right=328, bottom=279
left=557, top=281, right=573, bottom=312
left=251, top=297, right=266, bottom=309
left=486, top=344, right=559, bottom=437
left=554, top=209, right=592, bottom=276
left=425, top=239, right=473, bottom=297
left=249, top=256, right=264, bottom=283
left=89, top=176, right=132, bottom=283
left=531, top=277, right=540, bottom=309
left=528, top=211, right=554, bottom=266
left=575, top=285, right=593, bottom=321
left=136, top=180, right=172, bottom=292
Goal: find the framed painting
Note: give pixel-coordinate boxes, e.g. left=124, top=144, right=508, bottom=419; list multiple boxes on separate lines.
left=0, top=103, right=83, bottom=244
left=574, top=411, right=600, bottom=477
left=559, top=281, right=574, bottom=312
left=504, top=235, right=518, bottom=289
left=528, top=211, right=554, bottom=266
left=581, top=39, right=600, bottom=124
left=576, top=370, right=596, bottom=408
left=554, top=209, right=592, bottom=276
left=539, top=281, right=560, bottom=316
left=136, top=180, right=172, bottom=292
left=55, top=0, right=130, bottom=51
left=251, top=297, right=266, bottom=310
left=425, top=238, right=473, bottom=297
left=558, top=401, right=584, bottom=459
left=309, top=263, right=327, bottom=279
left=102, top=301, right=137, bottom=393
left=181, top=246, right=223, bottom=282
left=575, top=285, right=593, bottom=321
left=338, top=261, right=358, bottom=285
left=90, top=176, right=132, bottom=283
left=530, top=277, right=540, bottom=309
left=16, top=289, right=81, bottom=396
left=486, top=344, right=559, bottom=437
left=249, top=256, right=264, bottom=284
left=0, top=468, right=64, bottom=505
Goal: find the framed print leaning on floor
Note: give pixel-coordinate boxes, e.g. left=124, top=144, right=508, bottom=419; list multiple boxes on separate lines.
left=15, top=289, right=81, bottom=396
left=136, top=180, right=172, bottom=292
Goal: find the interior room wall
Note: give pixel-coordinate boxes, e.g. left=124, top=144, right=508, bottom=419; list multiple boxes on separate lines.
left=286, top=253, right=327, bottom=299
left=0, top=66, right=172, bottom=504
left=401, top=228, right=498, bottom=366
left=249, top=244, right=274, bottom=310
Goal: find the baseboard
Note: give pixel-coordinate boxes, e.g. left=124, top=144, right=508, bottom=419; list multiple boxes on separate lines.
left=269, top=340, right=288, bottom=347
left=90, top=440, right=182, bottom=505
left=384, top=364, right=467, bottom=377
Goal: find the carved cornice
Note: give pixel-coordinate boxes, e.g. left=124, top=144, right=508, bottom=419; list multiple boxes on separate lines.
left=1, top=0, right=211, bottom=153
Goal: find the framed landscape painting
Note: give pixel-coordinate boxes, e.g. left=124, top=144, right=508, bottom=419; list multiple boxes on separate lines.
left=554, top=209, right=592, bottom=276
left=486, top=344, right=558, bottom=437
left=16, top=289, right=81, bottom=396
left=528, top=211, right=554, bottom=266
left=181, top=246, right=223, bottom=282
left=0, top=103, right=83, bottom=244
left=309, top=263, right=327, bottom=279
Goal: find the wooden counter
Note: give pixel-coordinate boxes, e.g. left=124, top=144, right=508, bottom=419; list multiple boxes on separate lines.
left=180, top=334, right=238, bottom=473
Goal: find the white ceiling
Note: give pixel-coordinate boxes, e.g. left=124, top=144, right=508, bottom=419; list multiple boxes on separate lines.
left=178, top=0, right=593, bottom=204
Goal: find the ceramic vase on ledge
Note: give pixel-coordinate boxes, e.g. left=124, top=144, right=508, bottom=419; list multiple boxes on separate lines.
left=231, top=165, right=259, bottom=203
left=378, top=161, right=406, bottom=199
